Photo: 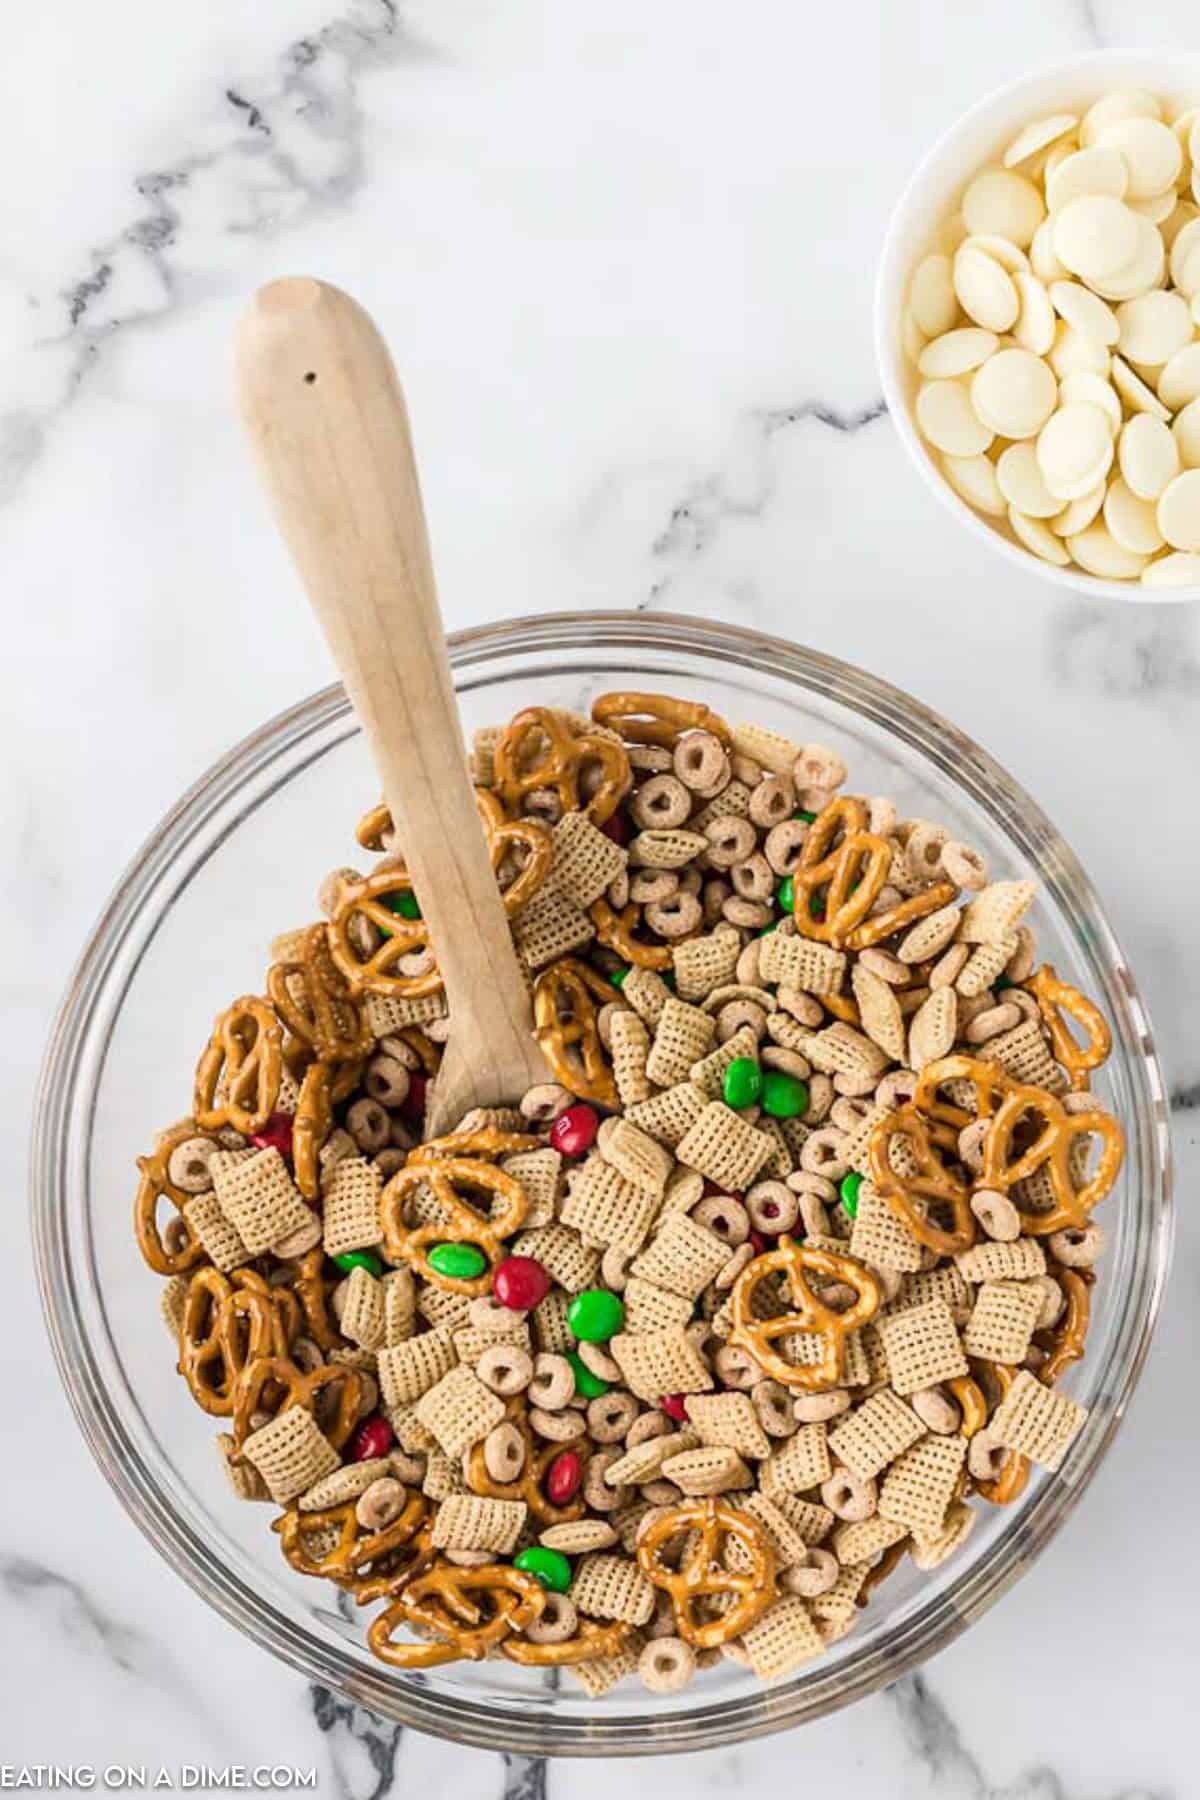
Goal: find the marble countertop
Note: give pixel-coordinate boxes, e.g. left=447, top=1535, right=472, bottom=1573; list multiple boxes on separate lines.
left=5, top=2, right=1199, bottom=1794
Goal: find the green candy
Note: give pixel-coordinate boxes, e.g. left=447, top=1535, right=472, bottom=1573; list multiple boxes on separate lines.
left=794, top=808, right=817, bottom=824
left=777, top=875, right=794, bottom=912
left=809, top=890, right=826, bottom=919
left=383, top=889, right=422, bottom=920
left=428, top=1241, right=487, bottom=1280
left=757, top=920, right=778, bottom=938
left=840, top=1171, right=863, bottom=1218
left=610, top=967, right=629, bottom=989
left=761, top=1070, right=809, bottom=1119
left=332, top=1249, right=383, bottom=1276
left=514, top=1546, right=572, bottom=1593
left=567, top=1350, right=609, bottom=1397
left=566, top=1287, right=625, bottom=1343
left=722, top=1056, right=762, bottom=1110
left=662, top=970, right=676, bottom=991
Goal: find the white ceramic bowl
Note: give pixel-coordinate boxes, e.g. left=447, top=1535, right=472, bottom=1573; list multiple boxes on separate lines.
left=875, top=48, right=1200, bottom=604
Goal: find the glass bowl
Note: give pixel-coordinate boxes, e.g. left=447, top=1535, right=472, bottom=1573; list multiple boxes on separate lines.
left=32, top=612, right=1171, bottom=1756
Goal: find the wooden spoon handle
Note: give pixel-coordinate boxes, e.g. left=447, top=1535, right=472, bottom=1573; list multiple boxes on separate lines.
left=234, top=277, right=535, bottom=1080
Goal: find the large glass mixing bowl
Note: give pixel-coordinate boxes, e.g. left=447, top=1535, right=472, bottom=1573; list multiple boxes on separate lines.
left=32, top=613, right=1172, bottom=1755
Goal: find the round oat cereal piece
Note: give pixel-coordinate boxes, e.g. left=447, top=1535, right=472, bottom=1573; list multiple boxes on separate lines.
left=1141, top=550, right=1200, bottom=587
left=1037, top=404, right=1113, bottom=499
left=1158, top=342, right=1200, bottom=410
left=1053, top=195, right=1140, bottom=281
left=1049, top=482, right=1106, bottom=536
left=1012, top=272, right=1057, bottom=354
left=1045, top=145, right=1128, bottom=214
left=1096, top=117, right=1182, bottom=198
left=1009, top=506, right=1071, bottom=565
left=996, top=442, right=1062, bottom=517
left=962, top=166, right=1045, bottom=247
left=1112, top=354, right=1171, bottom=422
left=1115, top=290, right=1193, bottom=366
left=971, top=349, right=1057, bottom=438
left=1057, top=372, right=1122, bottom=435
left=1080, top=89, right=1161, bottom=148
left=1004, top=112, right=1077, bottom=169
left=909, top=253, right=959, bottom=338
left=953, top=247, right=1019, bottom=331
left=1066, top=522, right=1150, bottom=578
left=1157, top=469, right=1200, bottom=551
left=1048, top=279, right=1119, bottom=344
left=916, top=380, right=994, bottom=456
left=1103, top=477, right=1166, bottom=554
left=1173, top=397, right=1200, bottom=468
left=1119, top=413, right=1181, bottom=500
left=942, top=452, right=1006, bottom=516
left=918, top=327, right=998, bottom=379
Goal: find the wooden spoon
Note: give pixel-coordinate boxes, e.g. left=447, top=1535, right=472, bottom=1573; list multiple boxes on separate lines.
left=234, top=277, right=547, bottom=1137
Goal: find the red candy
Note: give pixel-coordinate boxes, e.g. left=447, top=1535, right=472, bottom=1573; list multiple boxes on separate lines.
left=349, top=1415, right=394, bottom=1462
left=493, top=1255, right=551, bottom=1311
left=544, top=1449, right=583, bottom=1505
left=600, top=811, right=630, bottom=846
left=549, top=1103, right=599, bottom=1158
left=251, top=1111, right=294, bottom=1158
left=748, top=1230, right=768, bottom=1256
left=400, top=1072, right=428, bottom=1124
left=660, top=1393, right=689, bottom=1422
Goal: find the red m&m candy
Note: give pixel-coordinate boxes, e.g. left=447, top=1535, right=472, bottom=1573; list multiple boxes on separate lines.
left=549, top=1103, right=599, bottom=1158
left=493, top=1255, right=551, bottom=1311
left=545, top=1449, right=583, bottom=1505
left=748, top=1230, right=768, bottom=1256
left=251, top=1112, right=294, bottom=1158
left=600, top=811, right=630, bottom=846
left=400, top=1072, right=428, bottom=1124
left=660, top=1393, right=689, bottom=1422
left=349, top=1415, right=394, bottom=1462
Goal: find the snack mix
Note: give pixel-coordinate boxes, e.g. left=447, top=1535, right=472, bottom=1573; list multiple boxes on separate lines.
left=138, top=692, right=1122, bottom=1692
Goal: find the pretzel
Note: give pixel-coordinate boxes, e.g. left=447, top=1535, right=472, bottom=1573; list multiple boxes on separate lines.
left=503, top=1618, right=633, bottom=1666
left=728, top=1241, right=882, bottom=1391
left=791, top=798, right=893, bottom=949
left=357, top=789, right=553, bottom=916
left=292, top=1061, right=333, bottom=1202
left=179, top=1268, right=286, bottom=1415
left=637, top=1498, right=777, bottom=1648
left=194, top=998, right=283, bottom=1135
left=856, top=1536, right=909, bottom=1607
left=464, top=1398, right=590, bottom=1527
left=868, top=1105, right=976, bottom=1257
left=366, top=1561, right=545, bottom=1667
left=350, top=1522, right=436, bottom=1607
left=591, top=691, right=732, bottom=751
left=237, top=1266, right=303, bottom=1344
left=407, top=1127, right=541, bottom=1164
left=970, top=1360, right=1030, bottom=1507
left=589, top=897, right=674, bottom=970
left=396, top=1026, right=442, bottom=1075
left=493, top=706, right=630, bottom=825
left=1030, top=964, right=1112, bottom=1091
left=267, top=925, right=373, bottom=1064
left=134, top=1122, right=209, bottom=1276
left=232, top=1353, right=362, bottom=1450
left=379, top=1157, right=529, bottom=1294
left=914, top=1053, right=1016, bottom=1130
left=845, top=881, right=959, bottom=952
left=277, top=1490, right=429, bottom=1586
left=947, top=1374, right=988, bottom=1438
left=291, top=1247, right=344, bottom=1352
left=533, top=958, right=619, bottom=1107
left=326, top=870, right=439, bottom=999
left=979, top=1082, right=1124, bottom=1236
left=1035, top=1266, right=1092, bottom=1387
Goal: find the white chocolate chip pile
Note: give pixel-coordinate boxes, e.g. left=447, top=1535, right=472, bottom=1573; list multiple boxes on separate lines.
left=904, top=88, right=1200, bottom=590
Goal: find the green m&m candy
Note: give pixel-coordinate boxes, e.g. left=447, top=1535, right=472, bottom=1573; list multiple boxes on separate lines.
left=332, top=1248, right=383, bottom=1276
left=794, top=808, right=817, bottom=824
left=567, top=1288, right=625, bottom=1342
left=610, top=966, right=630, bottom=989
left=567, top=1350, right=609, bottom=1397
left=514, top=1546, right=572, bottom=1593
left=840, top=1171, right=863, bottom=1218
left=723, top=1056, right=762, bottom=1110
left=428, top=1241, right=487, bottom=1280
left=382, top=889, right=421, bottom=920
left=777, top=875, right=794, bottom=912
left=761, top=1070, right=808, bottom=1119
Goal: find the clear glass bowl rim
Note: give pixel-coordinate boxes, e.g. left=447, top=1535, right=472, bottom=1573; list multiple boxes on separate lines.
left=31, top=610, right=1173, bottom=1756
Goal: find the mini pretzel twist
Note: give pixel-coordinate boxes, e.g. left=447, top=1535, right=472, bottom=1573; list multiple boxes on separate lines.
left=533, top=958, right=619, bottom=1107
left=728, top=1241, right=882, bottom=1391
left=232, top=1353, right=363, bottom=1449
left=868, top=1104, right=977, bottom=1257
left=913, top=1054, right=1017, bottom=1129
left=979, top=1082, right=1123, bottom=1236
left=844, top=880, right=959, bottom=951
left=134, top=1121, right=209, bottom=1276
left=1035, top=1265, right=1092, bottom=1387
left=791, top=798, right=893, bottom=949
left=589, top=897, right=676, bottom=969
left=464, top=1398, right=590, bottom=1526
left=235, top=1266, right=303, bottom=1345
left=291, top=1247, right=344, bottom=1351
left=277, top=1490, right=429, bottom=1587
left=193, top=998, right=283, bottom=1135
left=947, top=1374, right=988, bottom=1439
left=637, top=1497, right=777, bottom=1648
left=1030, top=964, right=1112, bottom=1090
left=356, top=789, right=553, bottom=915
left=267, top=925, right=373, bottom=1064
left=366, top=1562, right=546, bottom=1667
left=407, top=1127, right=542, bottom=1164
left=493, top=707, right=630, bottom=824
left=179, top=1268, right=288, bottom=1416
left=503, top=1618, right=633, bottom=1666
left=857, top=1537, right=909, bottom=1607
left=590, top=691, right=732, bottom=751
left=326, top=870, right=438, bottom=998
left=292, top=1060, right=334, bottom=1202
left=970, top=1360, right=1031, bottom=1507
left=379, top=1157, right=529, bottom=1294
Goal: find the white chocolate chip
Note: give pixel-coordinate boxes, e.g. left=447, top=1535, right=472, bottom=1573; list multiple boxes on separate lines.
left=1049, top=280, right=1119, bottom=345
left=1037, top=404, right=1113, bottom=500
left=1111, top=354, right=1171, bottom=422
left=996, top=442, right=1062, bottom=517
left=1045, top=145, right=1128, bottom=214
left=918, top=327, right=998, bottom=379
left=1058, top=372, right=1122, bottom=435
left=1089, top=216, right=1164, bottom=301
left=1141, top=549, right=1200, bottom=586
left=971, top=349, right=1057, bottom=438
left=1049, top=482, right=1107, bottom=536
left=953, top=247, right=1019, bottom=331
left=1158, top=342, right=1200, bottom=409
left=960, top=233, right=1030, bottom=274
left=916, top=380, right=994, bottom=456
left=1102, top=477, right=1165, bottom=554
left=1119, top=413, right=1181, bottom=501
left=1066, top=522, right=1149, bottom=578
left=942, top=452, right=1006, bottom=516
left=1011, top=272, right=1057, bottom=354
left=1030, top=218, right=1067, bottom=283
left=1004, top=112, right=1077, bottom=169
left=1080, top=89, right=1161, bottom=148
left=909, top=254, right=959, bottom=338
left=1172, top=397, right=1200, bottom=468
left=1009, top=506, right=1071, bottom=564
left=1053, top=196, right=1140, bottom=281
left=1157, top=469, right=1200, bottom=550
left=1116, top=290, right=1193, bottom=365
left=1048, top=321, right=1112, bottom=379
left=962, top=167, right=1045, bottom=247
left=1095, top=117, right=1182, bottom=199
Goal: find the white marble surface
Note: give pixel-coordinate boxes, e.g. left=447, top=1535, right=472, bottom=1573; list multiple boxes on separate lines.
left=6, top=1, right=1200, bottom=1794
